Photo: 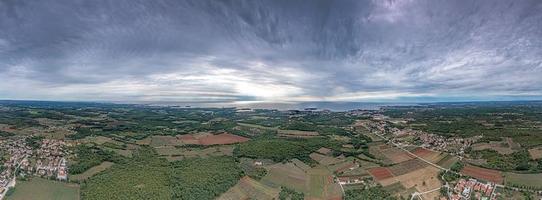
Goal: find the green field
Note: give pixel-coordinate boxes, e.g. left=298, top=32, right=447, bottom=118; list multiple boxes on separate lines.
left=505, top=172, right=542, bottom=189
left=69, top=162, right=114, bottom=181
left=218, top=176, right=280, bottom=200
left=237, top=122, right=278, bottom=130
left=307, top=166, right=342, bottom=200
left=261, top=162, right=308, bottom=193
left=7, top=178, right=80, bottom=200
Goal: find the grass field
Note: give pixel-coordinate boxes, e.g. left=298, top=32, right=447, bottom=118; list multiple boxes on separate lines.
left=472, top=140, right=517, bottom=155
left=309, top=153, right=343, bottom=166
left=436, top=154, right=458, bottom=169
left=101, top=146, right=132, bottom=157
left=277, top=130, right=320, bottom=138
left=237, top=123, right=278, bottom=130
left=69, top=162, right=113, bottom=181
left=218, top=176, right=280, bottom=200
left=505, top=172, right=542, bottom=189
left=368, top=143, right=394, bottom=164
left=149, top=135, right=180, bottom=147
left=307, top=166, right=342, bottom=200
left=7, top=178, right=80, bottom=200
left=261, top=162, right=308, bottom=193
left=379, top=145, right=413, bottom=164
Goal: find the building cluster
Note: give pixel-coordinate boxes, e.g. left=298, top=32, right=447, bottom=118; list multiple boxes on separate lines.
left=29, top=139, right=69, bottom=180
left=0, top=138, right=31, bottom=194
left=416, top=133, right=475, bottom=156
left=0, top=137, right=69, bottom=195
left=450, top=179, right=497, bottom=200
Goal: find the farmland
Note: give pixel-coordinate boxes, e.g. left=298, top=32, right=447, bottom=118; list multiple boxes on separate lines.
left=368, top=167, right=394, bottom=181
left=277, top=130, right=320, bottom=138
left=306, top=166, right=343, bottom=200
left=6, top=178, right=80, bottom=200
left=379, top=166, right=442, bottom=200
left=261, top=162, right=308, bottom=192
left=218, top=176, right=280, bottom=200
left=461, top=165, right=504, bottom=184
left=471, top=138, right=519, bottom=155
left=1, top=100, right=542, bottom=200
left=505, top=172, right=542, bottom=189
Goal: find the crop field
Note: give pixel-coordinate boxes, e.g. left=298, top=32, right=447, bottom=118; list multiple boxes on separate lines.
left=367, top=167, right=394, bottom=181
left=6, top=178, right=80, bottom=200
left=356, top=159, right=381, bottom=169
left=327, top=159, right=357, bottom=173
left=218, top=176, right=280, bottom=200
left=410, top=148, right=444, bottom=163
left=388, top=159, right=428, bottom=176
left=338, top=166, right=369, bottom=177
left=379, top=166, right=442, bottom=200
left=176, top=133, right=249, bottom=146
left=291, top=158, right=311, bottom=172
left=198, top=133, right=250, bottom=145
left=472, top=140, right=517, bottom=155
left=309, top=153, right=343, bottom=166
left=379, top=145, right=414, bottom=163
left=149, top=135, right=180, bottom=147
left=307, top=166, right=342, bottom=200
left=237, top=122, right=278, bottom=131
left=177, top=134, right=201, bottom=145
left=261, top=162, right=308, bottom=193
left=528, top=147, right=542, bottom=160
left=461, top=165, right=504, bottom=184
left=277, top=129, right=320, bottom=138
left=368, top=143, right=394, bottom=164
left=70, top=161, right=114, bottom=181
left=505, top=172, right=542, bottom=189
left=101, top=146, right=132, bottom=157
left=436, top=154, right=459, bottom=169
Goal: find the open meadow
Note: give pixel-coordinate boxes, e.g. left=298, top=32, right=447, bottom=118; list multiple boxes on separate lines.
left=505, top=172, right=542, bottom=189
left=6, top=178, right=80, bottom=200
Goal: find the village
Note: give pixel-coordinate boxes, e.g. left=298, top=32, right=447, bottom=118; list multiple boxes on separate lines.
left=351, top=114, right=507, bottom=200
left=0, top=136, right=69, bottom=198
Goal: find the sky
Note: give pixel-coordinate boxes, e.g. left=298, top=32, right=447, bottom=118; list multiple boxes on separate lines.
left=1, top=0, right=542, bottom=103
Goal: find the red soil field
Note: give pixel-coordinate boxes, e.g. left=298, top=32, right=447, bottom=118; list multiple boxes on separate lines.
left=368, top=167, right=394, bottom=181
left=412, top=147, right=433, bottom=157
left=199, top=133, right=250, bottom=145
left=461, top=165, right=504, bottom=184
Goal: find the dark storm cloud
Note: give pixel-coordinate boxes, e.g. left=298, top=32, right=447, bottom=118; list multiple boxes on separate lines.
left=0, top=0, right=541, bottom=102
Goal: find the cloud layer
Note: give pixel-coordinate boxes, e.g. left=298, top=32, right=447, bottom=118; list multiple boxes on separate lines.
left=1, top=0, right=542, bottom=102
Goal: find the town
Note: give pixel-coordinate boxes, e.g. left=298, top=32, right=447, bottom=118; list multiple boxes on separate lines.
left=0, top=136, right=69, bottom=198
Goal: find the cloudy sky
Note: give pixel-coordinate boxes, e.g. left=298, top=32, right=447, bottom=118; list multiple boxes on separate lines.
left=1, top=0, right=542, bottom=103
